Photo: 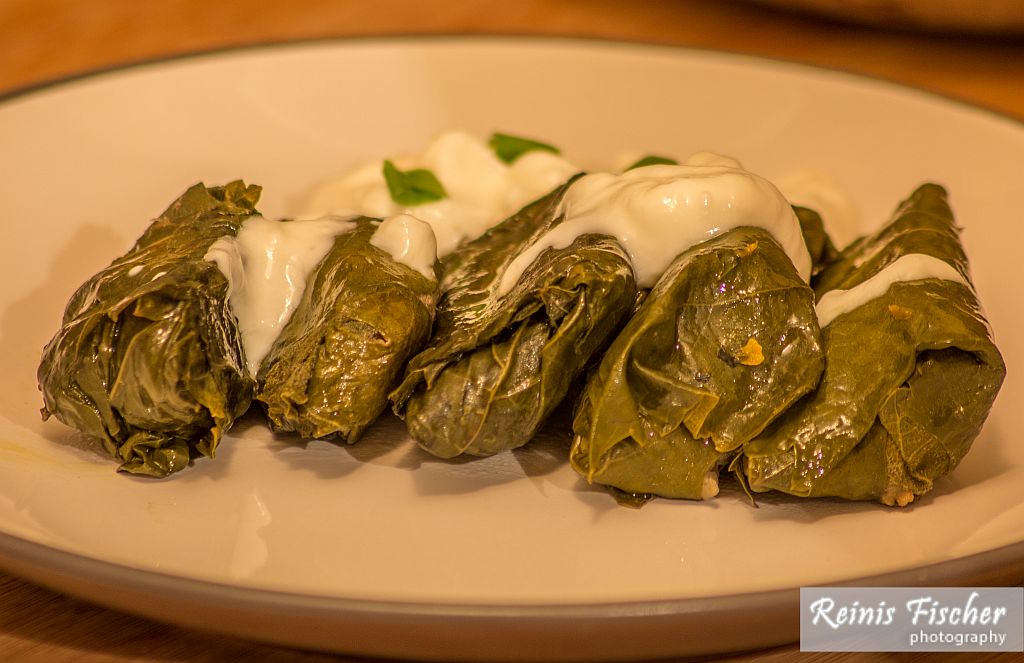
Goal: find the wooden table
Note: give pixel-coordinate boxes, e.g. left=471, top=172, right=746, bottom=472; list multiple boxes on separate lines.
left=1, top=1, right=1021, bottom=661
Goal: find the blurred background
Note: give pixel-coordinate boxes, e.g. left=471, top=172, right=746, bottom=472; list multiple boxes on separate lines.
left=2, top=0, right=1022, bottom=118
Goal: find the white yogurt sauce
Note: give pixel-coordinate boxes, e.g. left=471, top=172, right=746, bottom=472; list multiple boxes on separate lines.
left=773, top=169, right=860, bottom=248
left=701, top=470, right=720, bottom=500
left=497, top=155, right=811, bottom=296
left=815, top=253, right=968, bottom=328
left=370, top=214, right=437, bottom=280
left=205, top=215, right=354, bottom=375
left=301, top=131, right=579, bottom=256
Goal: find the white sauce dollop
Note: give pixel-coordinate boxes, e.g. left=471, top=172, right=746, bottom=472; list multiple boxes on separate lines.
left=301, top=131, right=579, bottom=256
left=370, top=214, right=438, bottom=280
left=815, top=253, right=968, bottom=328
left=205, top=215, right=354, bottom=375
left=497, top=155, right=811, bottom=296
left=774, top=169, right=860, bottom=249
left=701, top=470, right=720, bottom=500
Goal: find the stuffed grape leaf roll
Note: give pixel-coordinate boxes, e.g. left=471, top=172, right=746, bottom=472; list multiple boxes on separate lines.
left=562, top=157, right=836, bottom=501
left=38, top=181, right=260, bottom=477
left=570, top=227, right=825, bottom=500
left=256, top=214, right=439, bottom=442
left=743, top=183, right=1005, bottom=506
left=390, top=182, right=638, bottom=458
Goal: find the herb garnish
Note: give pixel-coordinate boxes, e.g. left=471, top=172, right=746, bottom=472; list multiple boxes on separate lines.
left=382, top=160, right=447, bottom=205
left=625, top=155, right=678, bottom=171
left=488, top=132, right=560, bottom=164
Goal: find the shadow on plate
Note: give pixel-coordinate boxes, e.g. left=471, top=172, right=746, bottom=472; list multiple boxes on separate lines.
left=255, top=411, right=400, bottom=481
left=568, top=434, right=1010, bottom=523
left=256, top=397, right=576, bottom=495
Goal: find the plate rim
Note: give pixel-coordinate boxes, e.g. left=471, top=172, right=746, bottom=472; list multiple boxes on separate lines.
left=4, top=526, right=1024, bottom=617
left=2, top=33, right=1021, bottom=130
left=3, top=528, right=1023, bottom=659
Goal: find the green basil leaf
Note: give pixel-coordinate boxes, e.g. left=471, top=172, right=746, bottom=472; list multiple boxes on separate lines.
left=488, top=132, right=560, bottom=164
left=382, top=160, right=447, bottom=205
left=625, top=155, right=678, bottom=171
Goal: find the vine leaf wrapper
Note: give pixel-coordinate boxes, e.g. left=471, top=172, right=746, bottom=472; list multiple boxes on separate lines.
left=743, top=183, right=1006, bottom=506
left=391, top=181, right=638, bottom=458
left=38, top=182, right=261, bottom=477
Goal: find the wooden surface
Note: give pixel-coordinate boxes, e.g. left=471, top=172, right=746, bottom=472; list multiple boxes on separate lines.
left=1, top=1, right=1022, bottom=662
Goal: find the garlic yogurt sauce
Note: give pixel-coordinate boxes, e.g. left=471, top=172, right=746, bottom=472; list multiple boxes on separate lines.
left=497, top=152, right=813, bottom=296
left=815, top=254, right=970, bottom=328
left=208, top=131, right=970, bottom=374
left=204, top=211, right=441, bottom=377
left=302, top=130, right=581, bottom=256
left=204, top=130, right=576, bottom=377
left=369, top=213, right=437, bottom=280
left=204, top=215, right=355, bottom=376
left=493, top=152, right=970, bottom=327
left=773, top=168, right=860, bottom=248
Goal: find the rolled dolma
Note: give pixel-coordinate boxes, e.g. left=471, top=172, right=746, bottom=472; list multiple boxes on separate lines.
left=562, top=157, right=835, bottom=501
left=570, top=228, right=825, bottom=500
left=743, top=183, right=1005, bottom=506
left=256, top=214, right=439, bottom=441
left=38, top=181, right=260, bottom=476
left=390, top=182, right=639, bottom=458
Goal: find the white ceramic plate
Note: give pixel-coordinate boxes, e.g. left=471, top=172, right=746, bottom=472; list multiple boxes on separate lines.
left=0, top=37, right=1021, bottom=661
